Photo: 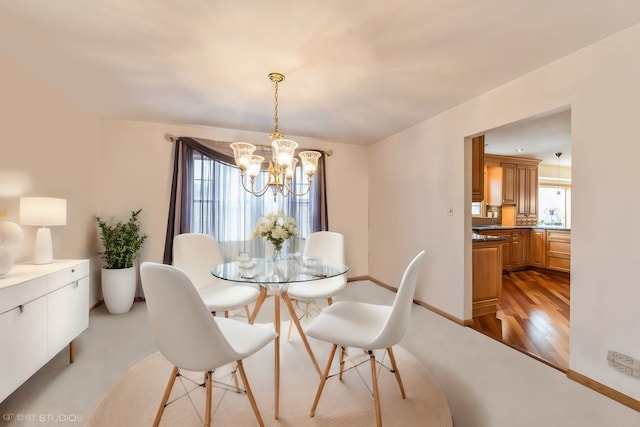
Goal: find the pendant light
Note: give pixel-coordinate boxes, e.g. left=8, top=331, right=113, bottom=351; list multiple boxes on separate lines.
left=555, top=152, right=562, bottom=195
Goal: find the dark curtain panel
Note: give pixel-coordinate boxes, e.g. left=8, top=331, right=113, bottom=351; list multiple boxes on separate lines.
left=163, top=136, right=328, bottom=264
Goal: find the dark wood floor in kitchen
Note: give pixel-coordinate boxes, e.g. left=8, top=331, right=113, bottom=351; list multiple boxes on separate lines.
left=470, top=269, right=570, bottom=372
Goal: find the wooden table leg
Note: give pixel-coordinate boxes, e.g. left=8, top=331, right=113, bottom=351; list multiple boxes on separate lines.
left=249, top=287, right=268, bottom=324
left=282, top=292, right=321, bottom=377
left=274, top=293, right=280, bottom=420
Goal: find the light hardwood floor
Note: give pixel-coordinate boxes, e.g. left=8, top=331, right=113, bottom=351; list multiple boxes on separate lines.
left=469, top=269, right=570, bottom=371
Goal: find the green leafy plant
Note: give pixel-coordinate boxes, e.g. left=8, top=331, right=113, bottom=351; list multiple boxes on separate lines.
left=96, top=209, right=147, bottom=269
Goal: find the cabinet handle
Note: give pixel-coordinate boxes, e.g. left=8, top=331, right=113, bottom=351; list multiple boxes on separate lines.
left=18, top=304, right=24, bottom=313
left=73, top=281, right=79, bottom=288
left=71, top=269, right=76, bottom=273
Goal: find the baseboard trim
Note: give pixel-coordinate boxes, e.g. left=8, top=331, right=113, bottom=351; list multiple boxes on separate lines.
left=351, top=275, right=465, bottom=325
left=567, top=369, right=640, bottom=412
left=90, top=297, right=145, bottom=312
left=352, top=276, right=639, bottom=411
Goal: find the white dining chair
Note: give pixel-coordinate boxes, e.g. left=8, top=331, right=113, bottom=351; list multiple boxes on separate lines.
left=173, top=233, right=264, bottom=322
left=140, top=262, right=276, bottom=427
left=282, top=231, right=346, bottom=376
left=304, top=250, right=426, bottom=427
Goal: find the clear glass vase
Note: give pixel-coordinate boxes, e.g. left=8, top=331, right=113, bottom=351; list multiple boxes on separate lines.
left=272, top=247, right=282, bottom=263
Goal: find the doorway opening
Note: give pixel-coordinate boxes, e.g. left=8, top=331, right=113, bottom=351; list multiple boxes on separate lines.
left=469, top=107, right=571, bottom=372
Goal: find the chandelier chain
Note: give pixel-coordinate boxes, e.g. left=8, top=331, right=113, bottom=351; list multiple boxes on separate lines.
left=273, top=79, right=279, bottom=136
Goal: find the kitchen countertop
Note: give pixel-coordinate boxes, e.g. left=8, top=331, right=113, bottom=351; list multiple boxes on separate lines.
left=472, top=232, right=507, bottom=242
left=472, top=225, right=571, bottom=242
left=472, top=225, right=571, bottom=231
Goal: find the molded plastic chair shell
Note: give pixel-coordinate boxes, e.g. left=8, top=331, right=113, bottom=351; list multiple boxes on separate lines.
left=140, top=262, right=276, bottom=426
left=304, top=250, right=426, bottom=427
left=173, top=233, right=261, bottom=314
left=286, top=231, right=346, bottom=301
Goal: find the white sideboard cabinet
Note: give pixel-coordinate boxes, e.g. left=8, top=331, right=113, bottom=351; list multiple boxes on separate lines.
left=0, top=259, right=90, bottom=403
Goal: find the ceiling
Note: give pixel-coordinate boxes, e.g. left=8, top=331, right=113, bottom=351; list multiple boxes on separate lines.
left=1, top=1, right=640, bottom=146
left=483, top=108, right=572, bottom=167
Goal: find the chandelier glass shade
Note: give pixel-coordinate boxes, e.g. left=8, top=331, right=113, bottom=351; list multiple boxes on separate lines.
left=230, top=73, right=321, bottom=201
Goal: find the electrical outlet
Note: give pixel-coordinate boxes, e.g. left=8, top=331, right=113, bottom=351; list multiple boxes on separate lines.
left=607, top=350, right=636, bottom=367
left=607, top=351, right=640, bottom=377
left=608, top=359, right=634, bottom=376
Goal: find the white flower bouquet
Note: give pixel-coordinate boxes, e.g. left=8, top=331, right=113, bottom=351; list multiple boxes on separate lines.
left=253, top=213, right=298, bottom=252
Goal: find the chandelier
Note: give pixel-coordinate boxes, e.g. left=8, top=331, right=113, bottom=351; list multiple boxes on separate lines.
left=230, top=73, right=321, bottom=201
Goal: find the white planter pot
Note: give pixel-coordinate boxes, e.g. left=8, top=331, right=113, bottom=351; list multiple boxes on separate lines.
left=101, top=266, right=136, bottom=314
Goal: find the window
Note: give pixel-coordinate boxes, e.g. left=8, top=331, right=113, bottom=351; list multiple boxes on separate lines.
left=190, top=152, right=314, bottom=241
left=164, top=137, right=327, bottom=264
left=538, top=185, right=571, bottom=228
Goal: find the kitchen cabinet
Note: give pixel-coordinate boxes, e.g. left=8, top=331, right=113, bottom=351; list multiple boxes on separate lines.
left=474, top=227, right=571, bottom=274
left=472, top=240, right=503, bottom=316
left=483, top=155, right=540, bottom=225
left=516, top=164, right=539, bottom=225
left=510, top=228, right=530, bottom=268
left=472, top=135, right=485, bottom=202
left=546, top=230, right=571, bottom=272
left=474, top=228, right=531, bottom=272
left=0, top=260, right=89, bottom=403
left=529, top=228, right=546, bottom=267
left=501, top=163, right=517, bottom=205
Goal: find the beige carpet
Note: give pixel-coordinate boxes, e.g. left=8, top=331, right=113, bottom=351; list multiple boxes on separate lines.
left=89, top=329, right=452, bottom=427
left=89, top=294, right=451, bottom=427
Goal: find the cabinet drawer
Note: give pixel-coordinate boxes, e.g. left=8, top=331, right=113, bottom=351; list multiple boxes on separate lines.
left=547, top=230, right=571, bottom=242
left=47, top=260, right=90, bottom=293
left=548, top=240, right=570, bottom=255
left=547, top=255, right=571, bottom=272
left=0, top=276, right=48, bottom=315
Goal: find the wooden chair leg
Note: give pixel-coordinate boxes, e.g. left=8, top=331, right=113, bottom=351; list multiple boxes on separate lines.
left=236, top=359, right=265, bottom=427
left=310, top=344, right=337, bottom=417
left=387, top=346, right=406, bottom=398
left=153, top=365, right=179, bottom=427
left=368, top=351, right=382, bottom=427
left=205, top=371, right=212, bottom=427
left=339, top=346, right=346, bottom=380
left=249, top=287, right=268, bottom=324
left=282, top=292, right=321, bottom=377
left=244, top=305, right=251, bottom=320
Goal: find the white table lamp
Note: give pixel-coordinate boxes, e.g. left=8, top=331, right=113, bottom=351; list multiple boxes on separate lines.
left=20, top=197, right=67, bottom=264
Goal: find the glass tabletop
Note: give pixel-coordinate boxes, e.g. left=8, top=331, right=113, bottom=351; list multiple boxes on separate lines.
left=211, top=255, right=348, bottom=284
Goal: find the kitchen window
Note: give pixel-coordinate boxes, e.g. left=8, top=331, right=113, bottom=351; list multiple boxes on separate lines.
left=538, top=185, right=571, bottom=228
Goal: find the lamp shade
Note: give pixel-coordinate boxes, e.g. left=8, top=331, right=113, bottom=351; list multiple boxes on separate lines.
left=20, top=197, right=67, bottom=226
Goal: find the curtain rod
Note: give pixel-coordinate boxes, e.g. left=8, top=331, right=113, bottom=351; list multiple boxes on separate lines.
left=164, top=133, right=333, bottom=156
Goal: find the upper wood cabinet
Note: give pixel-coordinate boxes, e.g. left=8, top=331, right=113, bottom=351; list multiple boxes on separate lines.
left=501, top=163, right=516, bottom=205
left=516, top=164, right=539, bottom=225
left=485, top=154, right=540, bottom=225
left=472, top=136, right=485, bottom=202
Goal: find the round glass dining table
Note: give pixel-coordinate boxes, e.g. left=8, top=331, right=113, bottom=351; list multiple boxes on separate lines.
left=212, top=255, right=348, bottom=420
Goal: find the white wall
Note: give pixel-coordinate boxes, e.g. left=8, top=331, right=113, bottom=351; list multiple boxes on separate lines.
left=369, top=24, right=640, bottom=400
left=0, top=53, right=101, bottom=301
left=0, top=51, right=369, bottom=309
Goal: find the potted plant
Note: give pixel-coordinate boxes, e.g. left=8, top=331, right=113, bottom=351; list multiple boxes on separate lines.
left=96, top=209, right=147, bottom=314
